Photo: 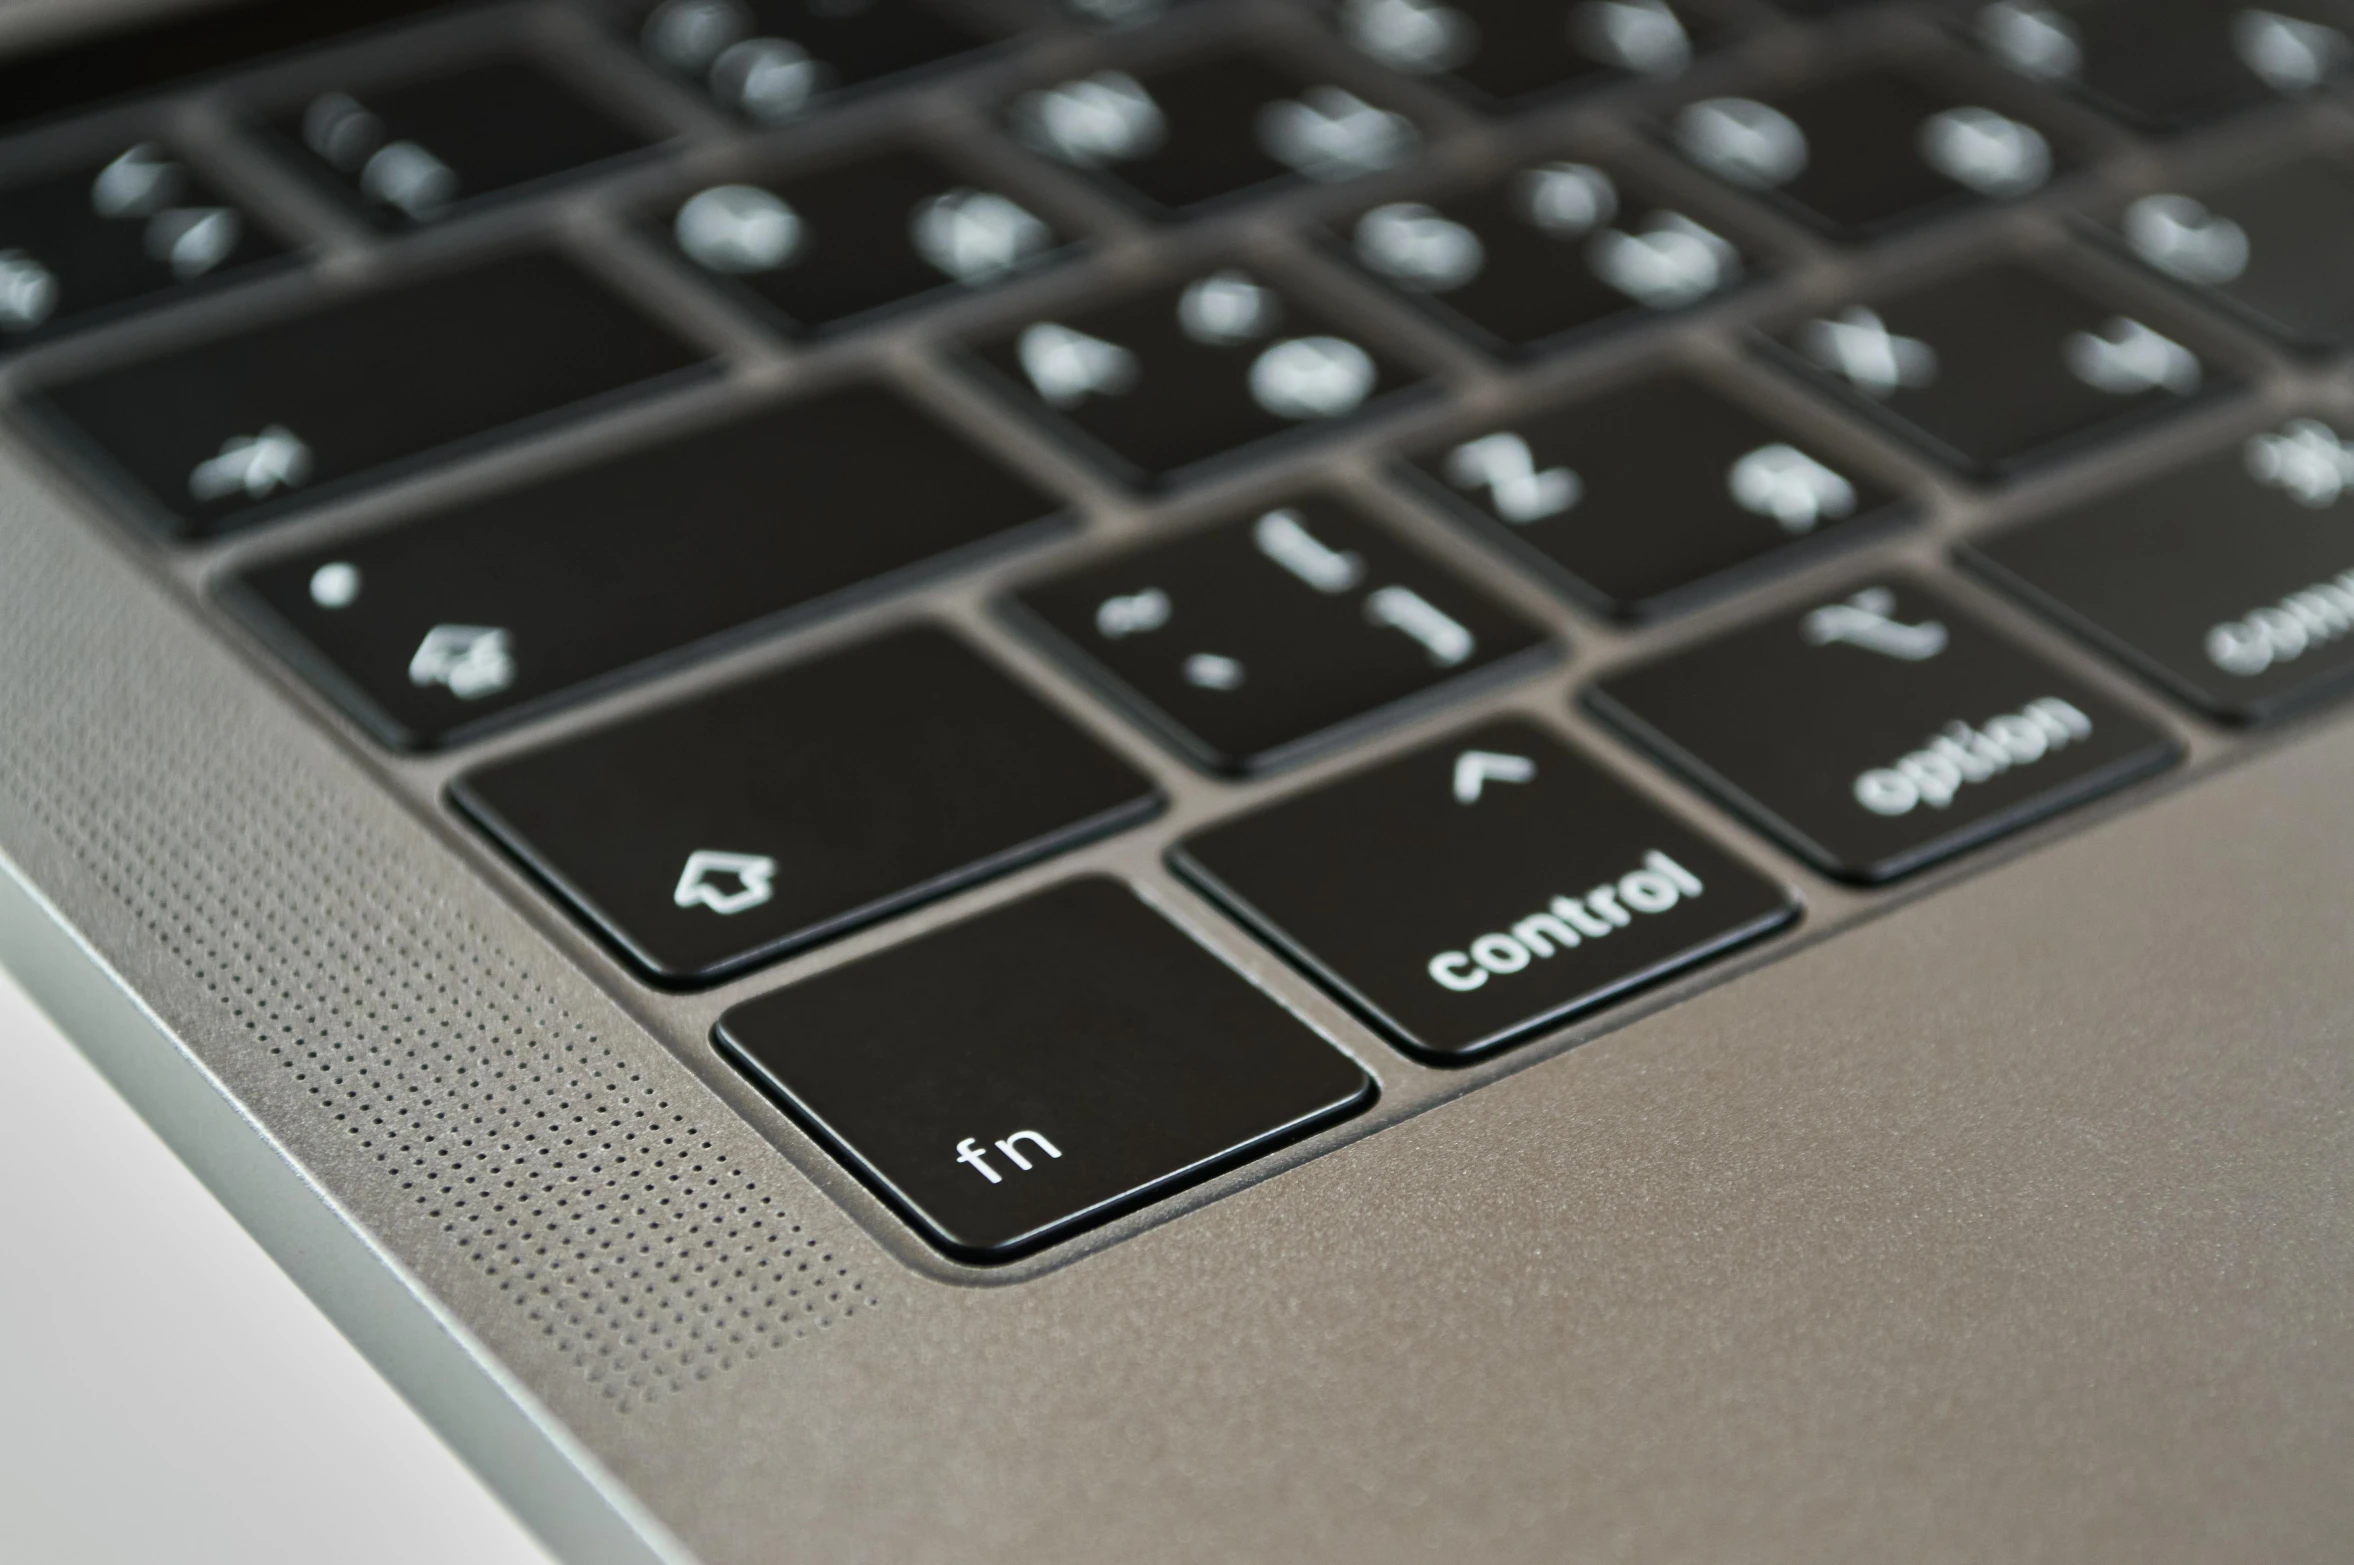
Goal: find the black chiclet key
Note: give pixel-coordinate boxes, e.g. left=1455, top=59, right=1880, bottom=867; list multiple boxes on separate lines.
left=1407, top=375, right=1909, bottom=620
left=2108, top=155, right=2354, bottom=351
left=27, top=251, right=712, bottom=536
left=0, top=142, right=285, bottom=345
left=1760, top=261, right=2225, bottom=478
left=636, top=0, right=994, bottom=122
left=715, top=877, right=1374, bottom=1261
left=1974, top=0, right=2354, bottom=134
left=228, top=385, right=1063, bottom=749
left=1174, top=720, right=1795, bottom=1060
left=967, top=266, right=1423, bottom=486
left=1588, top=577, right=2180, bottom=882
left=1334, top=0, right=1727, bottom=108
left=266, top=56, right=657, bottom=227
left=1337, top=159, right=1750, bottom=354
left=1667, top=62, right=2070, bottom=241
left=1968, top=415, right=2354, bottom=724
left=663, top=144, right=1070, bottom=334
left=1008, top=50, right=1421, bottom=217
left=1010, top=496, right=1553, bottom=773
left=453, top=628, right=1163, bottom=984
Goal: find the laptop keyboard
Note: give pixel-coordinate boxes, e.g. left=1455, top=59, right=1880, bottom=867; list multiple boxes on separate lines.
left=6, top=0, right=2354, bottom=1265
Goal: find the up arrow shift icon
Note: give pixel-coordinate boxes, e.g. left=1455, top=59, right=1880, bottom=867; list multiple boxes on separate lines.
left=1452, top=750, right=1536, bottom=805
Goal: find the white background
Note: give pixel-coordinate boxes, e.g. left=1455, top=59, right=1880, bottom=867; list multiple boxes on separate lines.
left=0, top=958, right=556, bottom=1565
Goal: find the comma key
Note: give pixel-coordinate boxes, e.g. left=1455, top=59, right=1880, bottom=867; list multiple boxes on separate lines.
left=1171, top=720, right=1797, bottom=1061
left=715, top=878, right=1373, bottom=1261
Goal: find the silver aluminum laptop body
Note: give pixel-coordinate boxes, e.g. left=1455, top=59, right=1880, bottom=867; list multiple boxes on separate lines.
left=1, top=0, right=2349, bottom=1560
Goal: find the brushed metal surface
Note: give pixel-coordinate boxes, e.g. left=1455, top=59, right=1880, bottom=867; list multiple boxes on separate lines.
left=0, top=0, right=2346, bottom=1560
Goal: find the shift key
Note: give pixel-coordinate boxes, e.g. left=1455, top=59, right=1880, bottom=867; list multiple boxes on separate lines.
left=25, top=250, right=711, bottom=536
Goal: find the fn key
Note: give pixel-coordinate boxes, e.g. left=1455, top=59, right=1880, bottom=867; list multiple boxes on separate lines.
left=717, top=878, right=1374, bottom=1261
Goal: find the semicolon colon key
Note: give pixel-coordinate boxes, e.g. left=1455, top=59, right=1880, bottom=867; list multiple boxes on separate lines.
left=1171, top=719, right=1797, bottom=1061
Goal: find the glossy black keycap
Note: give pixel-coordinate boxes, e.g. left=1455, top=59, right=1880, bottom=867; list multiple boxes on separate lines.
left=228, top=386, right=1063, bottom=749
left=967, top=267, right=1424, bottom=486
left=715, top=877, right=1373, bottom=1260
left=455, top=628, right=1162, bottom=983
left=1668, top=63, right=2068, bottom=241
left=636, top=0, right=993, bottom=122
left=0, top=142, right=283, bottom=344
left=266, top=57, right=656, bottom=226
left=1010, top=496, right=1553, bottom=773
left=1334, top=0, right=1725, bottom=108
left=1175, top=721, right=1794, bottom=1060
left=1406, top=376, right=1908, bottom=620
left=2108, top=155, right=2354, bottom=350
left=1338, top=159, right=1750, bottom=354
left=664, top=145, right=1069, bottom=334
left=1008, top=51, right=1420, bottom=216
left=1968, top=416, right=2354, bottom=724
left=26, top=251, right=711, bottom=536
left=1588, top=576, right=2180, bottom=881
left=1974, top=0, right=2354, bottom=133
left=1760, top=261, right=2223, bottom=478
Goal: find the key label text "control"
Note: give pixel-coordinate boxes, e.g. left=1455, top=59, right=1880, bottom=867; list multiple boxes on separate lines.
left=1428, top=850, right=1705, bottom=993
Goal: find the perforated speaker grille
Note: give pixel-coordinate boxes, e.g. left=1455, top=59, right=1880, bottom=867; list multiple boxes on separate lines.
left=0, top=514, right=878, bottom=1414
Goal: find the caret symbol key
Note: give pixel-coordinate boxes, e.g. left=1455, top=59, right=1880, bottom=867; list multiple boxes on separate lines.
left=1452, top=749, right=1536, bottom=804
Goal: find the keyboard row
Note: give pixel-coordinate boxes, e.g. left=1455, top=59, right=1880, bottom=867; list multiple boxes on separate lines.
left=12, top=1, right=2354, bottom=356
left=417, top=401, right=2343, bottom=985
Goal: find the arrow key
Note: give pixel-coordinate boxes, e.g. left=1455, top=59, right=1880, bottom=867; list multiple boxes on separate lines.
left=1173, top=719, right=1796, bottom=1060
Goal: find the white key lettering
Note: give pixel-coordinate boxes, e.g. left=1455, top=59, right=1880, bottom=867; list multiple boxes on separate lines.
left=1340, top=0, right=1477, bottom=74
left=1253, top=508, right=1366, bottom=593
left=1802, top=587, right=1949, bottom=661
left=1515, top=162, right=1618, bottom=237
left=1978, top=1, right=2082, bottom=81
left=1426, top=849, right=1704, bottom=992
left=2206, top=569, right=2354, bottom=676
left=1257, top=87, right=1418, bottom=182
left=1675, top=97, right=1808, bottom=188
left=91, top=143, right=185, bottom=218
left=2233, top=8, right=2352, bottom=94
left=1445, top=432, right=1581, bottom=524
left=673, top=849, right=777, bottom=916
left=1801, top=306, right=1939, bottom=398
left=1184, top=652, right=1246, bottom=690
left=2122, top=193, right=2251, bottom=285
left=189, top=425, right=313, bottom=502
left=1178, top=270, right=1279, bottom=345
left=308, top=562, right=361, bottom=610
left=1365, top=585, right=1474, bottom=666
left=711, top=38, right=823, bottom=123
left=1018, top=321, right=1140, bottom=408
left=1918, top=106, right=2051, bottom=197
left=1570, top=0, right=1692, bottom=78
left=2064, top=317, right=2201, bottom=397
left=676, top=185, right=803, bottom=273
left=0, top=250, right=58, bottom=331
left=1096, top=587, right=1173, bottom=639
left=1851, top=698, right=2093, bottom=816
left=910, top=188, right=1051, bottom=285
left=2246, top=418, right=2354, bottom=507
left=407, top=624, right=516, bottom=700
left=1248, top=336, right=1377, bottom=419
left=1015, top=72, right=1167, bottom=166
left=1589, top=211, right=1738, bottom=309
left=1354, top=202, right=1485, bottom=292
left=146, top=207, right=242, bottom=279
left=1728, top=443, right=1856, bottom=534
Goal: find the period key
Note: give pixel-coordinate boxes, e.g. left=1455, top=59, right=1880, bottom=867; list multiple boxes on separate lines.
left=1588, top=576, right=2181, bottom=882
left=716, top=877, right=1375, bottom=1260
left=1172, top=721, right=1796, bottom=1060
